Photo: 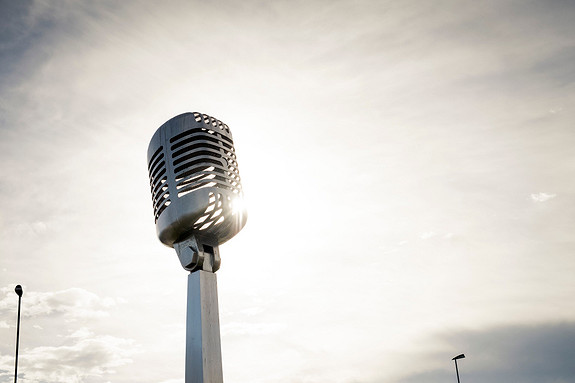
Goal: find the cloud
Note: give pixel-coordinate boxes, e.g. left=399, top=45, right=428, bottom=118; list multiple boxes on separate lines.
left=222, top=321, right=286, bottom=336
left=531, top=192, right=557, bottom=202
left=0, top=287, right=138, bottom=383
left=418, top=231, right=455, bottom=240
left=2, top=221, right=49, bottom=237
left=394, top=322, right=575, bottom=383
left=237, top=307, right=265, bottom=317
left=0, top=286, right=117, bottom=321
left=0, top=328, right=138, bottom=383
left=419, top=231, right=437, bottom=240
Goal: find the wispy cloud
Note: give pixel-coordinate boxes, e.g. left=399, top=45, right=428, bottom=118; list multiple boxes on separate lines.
left=419, top=231, right=437, bottom=240
left=531, top=192, right=557, bottom=202
left=222, top=321, right=286, bottom=336
left=0, top=287, right=138, bottom=383
left=0, top=328, right=138, bottom=383
left=0, top=286, right=118, bottom=320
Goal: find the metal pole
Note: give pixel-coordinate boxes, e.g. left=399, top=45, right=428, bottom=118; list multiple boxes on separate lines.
left=14, top=285, right=23, bottom=383
left=186, top=270, right=223, bottom=383
left=454, top=359, right=460, bottom=383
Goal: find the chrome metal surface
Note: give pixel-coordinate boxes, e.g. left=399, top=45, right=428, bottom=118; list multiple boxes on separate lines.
left=147, top=112, right=247, bottom=248
left=174, top=236, right=221, bottom=272
left=186, top=271, right=223, bottom=383
left=147, top=112, right=247, bottom=383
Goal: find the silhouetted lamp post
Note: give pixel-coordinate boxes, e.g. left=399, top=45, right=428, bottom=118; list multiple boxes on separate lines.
left=14, top=285, right=23, bottom=383
left=147, top=112, right=247, bottom=383
left=452, top=353, right=465, bottom=383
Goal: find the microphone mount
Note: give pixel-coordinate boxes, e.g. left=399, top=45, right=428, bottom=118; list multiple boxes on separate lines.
left=174, top=236, right=221, bottom=273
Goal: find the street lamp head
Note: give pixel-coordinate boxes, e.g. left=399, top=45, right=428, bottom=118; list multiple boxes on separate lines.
left=452, top=353, right=465, bottom=360
left=14, top=285, right=23, bottom=297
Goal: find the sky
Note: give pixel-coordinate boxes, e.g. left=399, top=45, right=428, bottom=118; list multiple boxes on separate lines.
left=0, top=0, right=574, bottom=382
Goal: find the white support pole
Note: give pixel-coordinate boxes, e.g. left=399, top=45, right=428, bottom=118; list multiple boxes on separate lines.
left=186, top=270, right=223, bottom=383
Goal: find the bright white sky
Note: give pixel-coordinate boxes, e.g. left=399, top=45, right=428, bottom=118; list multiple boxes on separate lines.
left=1, top=1, right=574, bottom=383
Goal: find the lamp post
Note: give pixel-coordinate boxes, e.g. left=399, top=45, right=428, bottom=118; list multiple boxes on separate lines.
left=14, top=285, right=23, bottom=383
left=452, top=353, right=465, bottom=383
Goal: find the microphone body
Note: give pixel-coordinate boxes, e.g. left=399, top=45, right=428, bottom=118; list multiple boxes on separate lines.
left=147, top=112, right=247, bottom=249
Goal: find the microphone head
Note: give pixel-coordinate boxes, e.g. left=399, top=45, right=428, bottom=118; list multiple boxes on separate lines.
left=147, top=112, right=247, bottom=248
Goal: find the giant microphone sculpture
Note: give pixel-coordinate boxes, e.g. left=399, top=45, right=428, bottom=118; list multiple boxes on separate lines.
left=147, top=112, right=247, bottom=383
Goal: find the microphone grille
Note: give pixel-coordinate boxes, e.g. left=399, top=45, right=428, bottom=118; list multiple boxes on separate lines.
left=169, top=113, right=242, bottom=199
left=147, top=112, right=246, bottom=247
left=148, top=144, right=170, bottom=223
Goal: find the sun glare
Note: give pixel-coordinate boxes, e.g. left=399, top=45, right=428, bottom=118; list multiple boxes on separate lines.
left=231, top=195, right=246, bottom=216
